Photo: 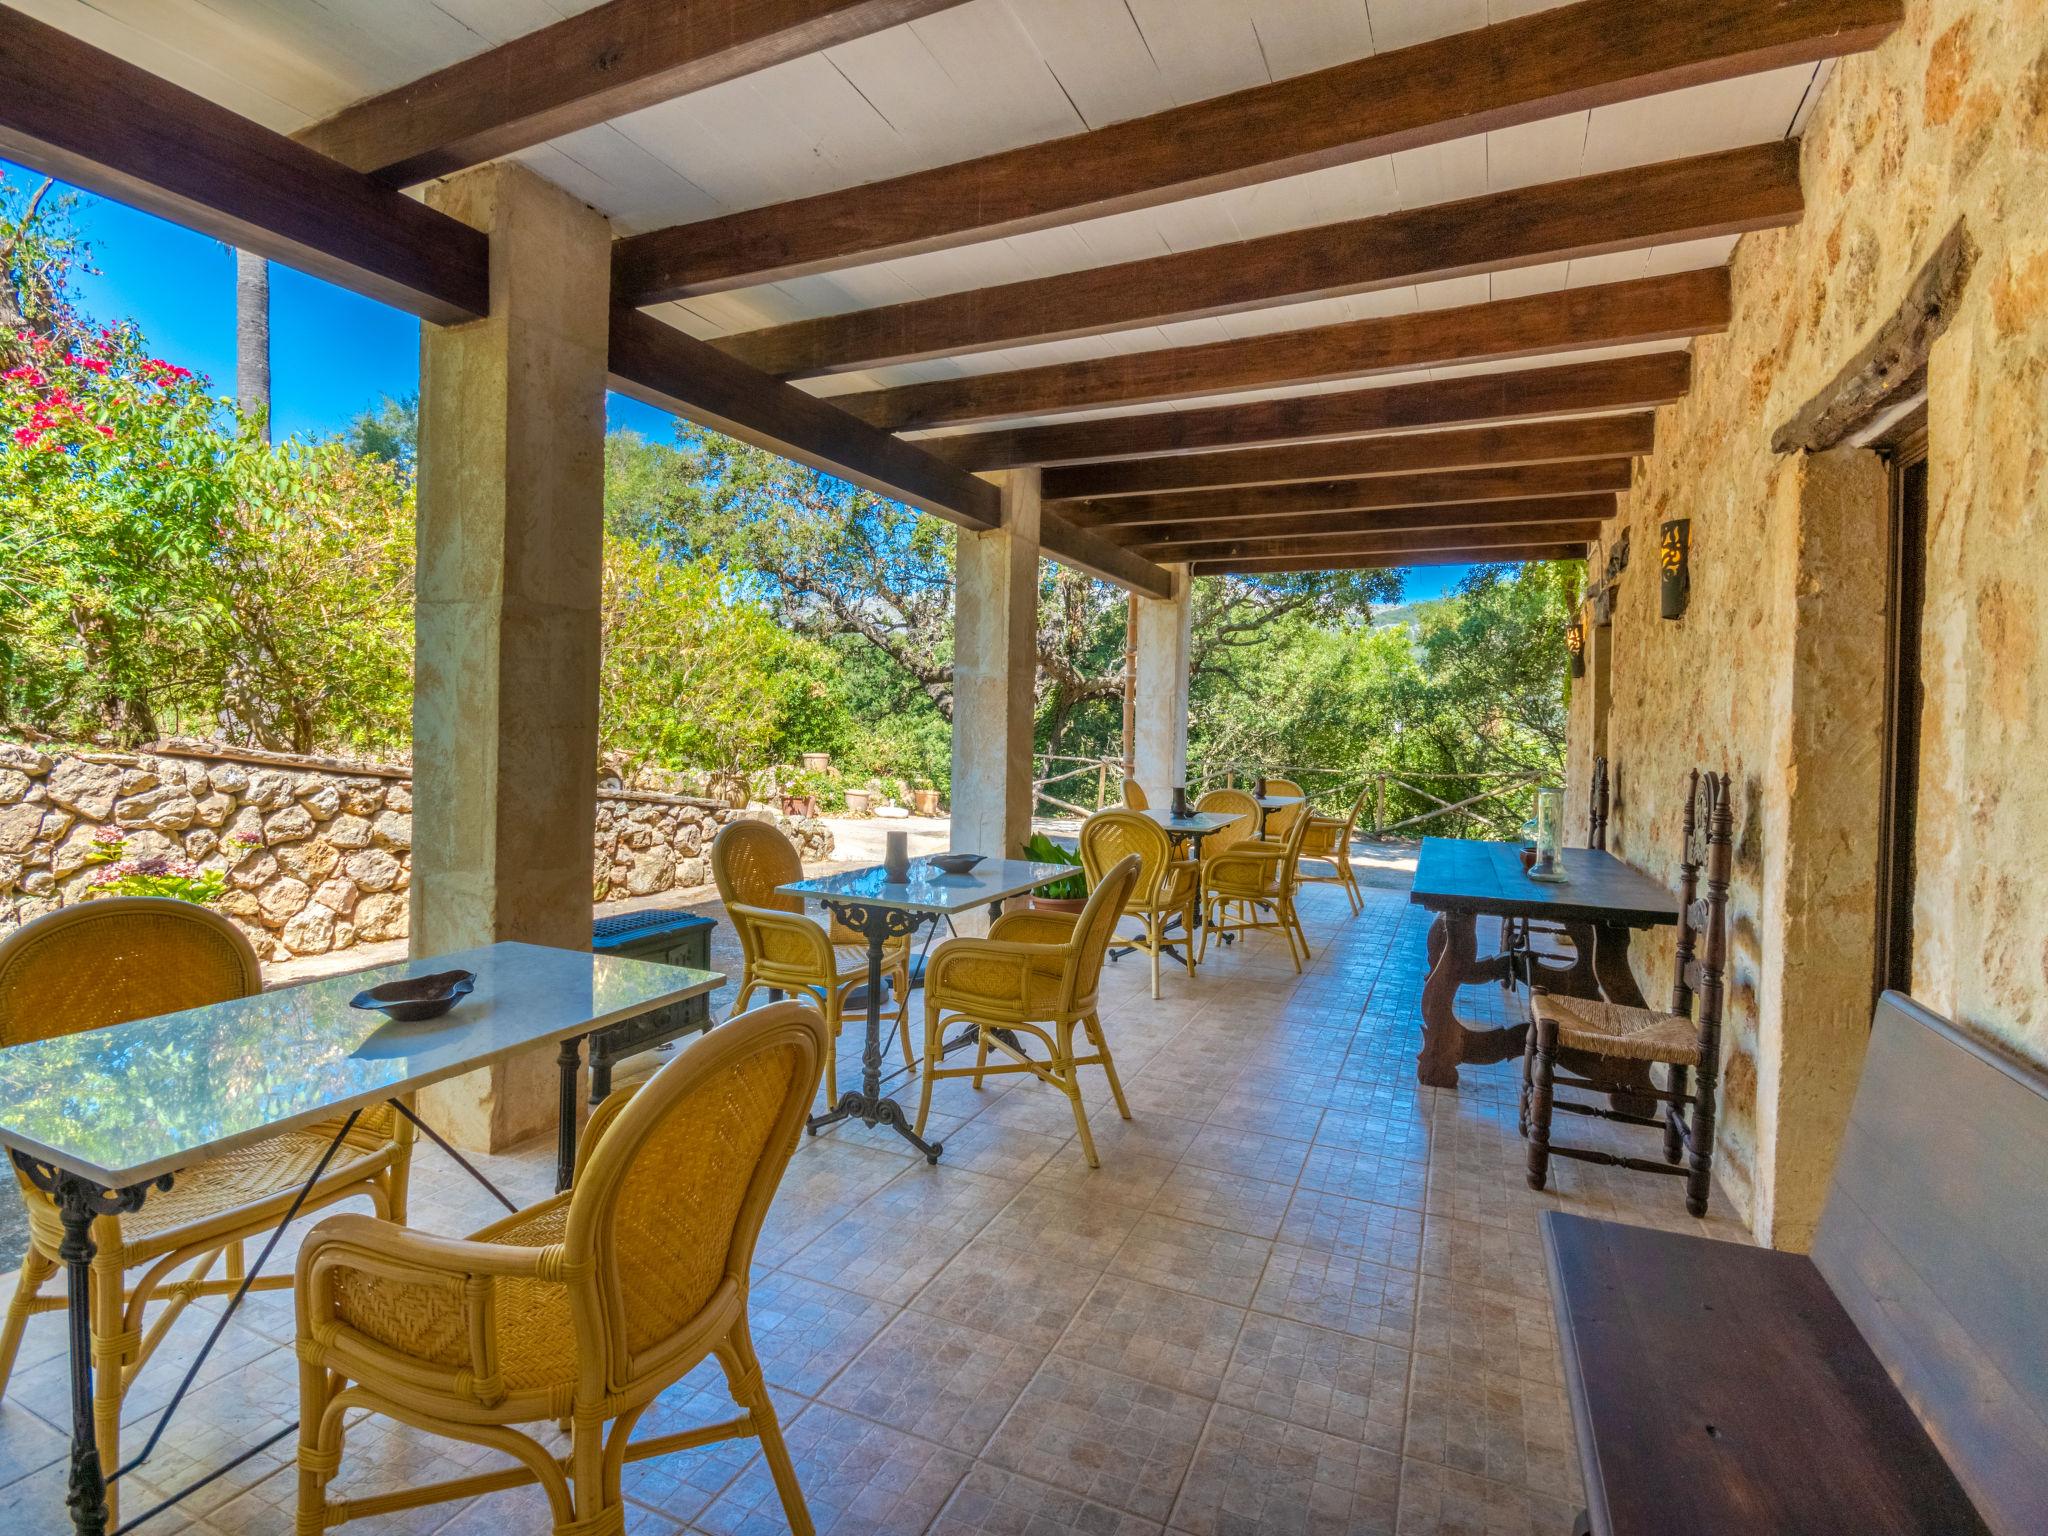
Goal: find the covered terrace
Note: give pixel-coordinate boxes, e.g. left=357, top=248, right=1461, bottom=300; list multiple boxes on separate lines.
left=5, top=0, right=2046, bottom=1533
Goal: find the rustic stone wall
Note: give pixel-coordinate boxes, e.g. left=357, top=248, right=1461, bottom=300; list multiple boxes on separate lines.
left=1565, top=0, right=2048, bottom=1246
left=0, top=740, right=830, bottom=962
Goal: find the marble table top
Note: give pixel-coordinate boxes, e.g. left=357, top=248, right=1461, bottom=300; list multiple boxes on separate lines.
left=1141, top=809, right=1241, bottom=834
left=1254, top=794, right=1307, bottom=810
left=0, top=941, right=720, bottom=1187
left=781, top=857, right=1077, bottom=915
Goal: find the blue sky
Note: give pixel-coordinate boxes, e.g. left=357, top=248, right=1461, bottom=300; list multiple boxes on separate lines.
left=10, top=158, right=1471, bottom=600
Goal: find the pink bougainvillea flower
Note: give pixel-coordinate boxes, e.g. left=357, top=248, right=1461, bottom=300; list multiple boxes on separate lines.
left=11, top=427, right=41, bottom=447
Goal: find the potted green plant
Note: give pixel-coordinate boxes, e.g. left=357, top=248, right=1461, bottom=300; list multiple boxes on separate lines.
left=911, top=775, right=941, bottom=817
left=779, top=768, right=824, bottom=818
left=1019, top=833, right=1088, bottom=913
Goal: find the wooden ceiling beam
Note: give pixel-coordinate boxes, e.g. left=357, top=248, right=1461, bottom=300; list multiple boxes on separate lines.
left=1196, top=543, right=1590, bottom=576
left=1115, top=495, right=1619, bottom=552
left=617, top=0, right=1899, bottom=298
left=606, top=309, right=1171, bottom=597
left=1041, top=416, right=1654, bottom=500
left=0, top=9, right=488, bottom=324
left=823, top=146, right=1787, bottom=406
left=930, top=351, right=1692, bottom=470
left=1060, top=461, right=1635, bottom=531
left=297, top=1, right=969, bottom=185
left=607, top=306, right=1000, bottom=531
left=1163, top=523, right=1605, bottom=564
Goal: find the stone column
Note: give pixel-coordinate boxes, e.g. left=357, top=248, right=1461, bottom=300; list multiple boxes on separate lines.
left=1132, top=563, right=1194, bottom=801
left=412, top=162, right=612, bottom=1151
left=1751, top=446, right=1888, bottom=1248
left=950, top=470, right=1041, bottom=859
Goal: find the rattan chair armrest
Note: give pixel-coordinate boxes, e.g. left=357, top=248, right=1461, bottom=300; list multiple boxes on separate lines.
left=989, top=910, right=1079, bottom=945
left=928, top=935, right=1070, bottom=1009
left=301, top=1212, right=556, bottom=1290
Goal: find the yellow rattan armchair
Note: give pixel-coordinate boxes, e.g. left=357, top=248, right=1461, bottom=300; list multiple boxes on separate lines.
left=1193, top=788, right=1259, bottom=862
left=0, top=898, right=412, bottom=1526
left=914, top=856, right=1142, bottom=1167
left=712, top=820, right=912, bottom=1111
left=293, top=999, right=829, bottom=1536
left=1122, top=780, right=1149, bottom=811
left=1196, top=802, right=1315, bottom=971
left=1298, top=784, right=1369, bottom=915
left=1079, top=809, right=1197, bottom=999
left=1262, top=776, right=1309, bottom=840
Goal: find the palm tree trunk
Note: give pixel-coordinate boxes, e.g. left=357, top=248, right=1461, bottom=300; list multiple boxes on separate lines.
left=234, top=249, right=270, bottom=441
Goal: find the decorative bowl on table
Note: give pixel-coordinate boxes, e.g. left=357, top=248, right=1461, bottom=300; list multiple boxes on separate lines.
left=928, top=852, right=985, bottom=875
left=349, top=969, right=476, bottom=1023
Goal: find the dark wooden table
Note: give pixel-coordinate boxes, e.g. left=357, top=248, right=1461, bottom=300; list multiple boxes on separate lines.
left=1407, top=837, right=1677, bottom=1089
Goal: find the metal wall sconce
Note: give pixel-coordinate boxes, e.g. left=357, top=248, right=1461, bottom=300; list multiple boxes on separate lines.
left=1660, top=518, right=1691, bottom=620
left=1566, top=617, right=1585, bottom=677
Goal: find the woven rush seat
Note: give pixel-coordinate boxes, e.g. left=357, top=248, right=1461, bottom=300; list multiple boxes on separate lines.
left=1531, top=993, right=1702, bottom=1066
left=28, top=1117, right=404, bottom=1266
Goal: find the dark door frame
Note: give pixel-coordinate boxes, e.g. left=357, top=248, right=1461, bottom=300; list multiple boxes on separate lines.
left=1874, top=404, right=1930, bottom=1001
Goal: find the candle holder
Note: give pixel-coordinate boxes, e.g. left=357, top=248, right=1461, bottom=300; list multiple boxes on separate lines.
left=883, top=829, right=910, bottom=881
left=1171, top=785, right=1191, bottom=819
left=1528, top=785, right=1570, bottom=882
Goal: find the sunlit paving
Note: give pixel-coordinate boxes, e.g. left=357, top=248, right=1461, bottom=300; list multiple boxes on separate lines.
left=5, top=0, right=2048, bottom=1533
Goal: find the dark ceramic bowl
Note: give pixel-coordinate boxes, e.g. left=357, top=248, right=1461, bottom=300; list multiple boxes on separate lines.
left=350, top=969, right=476, bottom=1024
left=929, top=852, right=985, bottom=875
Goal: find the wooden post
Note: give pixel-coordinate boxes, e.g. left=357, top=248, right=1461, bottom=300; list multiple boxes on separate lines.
left=1374, top=775, right=1388, bottom=834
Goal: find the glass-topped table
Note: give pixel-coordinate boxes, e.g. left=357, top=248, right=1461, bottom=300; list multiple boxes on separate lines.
left=1254, top=793, right=1306, bottom=834
left=780, top=857, right=1075, bottom=1163
left=0, top=940, right=718, bottom=1536
left=1140, top=806, right=1241, bottom=856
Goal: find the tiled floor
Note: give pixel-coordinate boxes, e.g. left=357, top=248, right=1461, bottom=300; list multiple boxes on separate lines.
left=0, top=876, right=1745, bottom=1534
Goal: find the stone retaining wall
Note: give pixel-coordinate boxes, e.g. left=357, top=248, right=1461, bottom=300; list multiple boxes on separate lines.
left=0, top=739, right=830, bottom=961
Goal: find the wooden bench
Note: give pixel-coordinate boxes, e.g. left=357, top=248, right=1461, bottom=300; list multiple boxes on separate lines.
left=1542, top=991, right=2047, bottom=1535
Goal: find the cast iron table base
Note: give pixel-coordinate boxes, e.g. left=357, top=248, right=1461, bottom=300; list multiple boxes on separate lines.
left=806, top=900, right=944, bottom=1164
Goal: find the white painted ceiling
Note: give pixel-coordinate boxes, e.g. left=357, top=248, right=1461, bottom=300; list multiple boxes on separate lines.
left=18, top=0, right=1833, bottom=435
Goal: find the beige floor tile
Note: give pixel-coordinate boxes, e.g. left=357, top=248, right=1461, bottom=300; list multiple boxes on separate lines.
left=754, top=1140, right=910, bottom=1269
left=912, top=1233, right=1103, bottom=1350
left=928, top=1460, right=1164, bottom=1534
left=782, top=1163, right=1016, bottom=1304
left=983, top=1354, right=1209, bottom=1523
left=1401, top=1354, right=1578, bottom=1504
left=1299, top=1147, right=1432, bottom=1211
left=1279, top=1189, right=1425, bottom=1271
left=694, top=1401, right=970, bottom=1535
left=1410, top=1278, right=1560, bottom=1390
left=1314, top=1110, right=1433, bottom=1168
left=740, top=1270, right=897, bottom=1395
left=820, top=1310, right=1044, bottom=1456
left=980, top=1184, right=1145, bottom=1266
left=1208, top=1089, right=1326, bottom=1144
left=437, top=1483, right=687, bottom=1532
left=1169, top=1403, right=1401, bottom=1536
left=1252, top=1245, right=1418, bottom=1345
left=1417, top=1216, right=1548, bottom=1304
left=1220, top=1314, right=1409, bottom=1454
left=1180, top=1123, right=1312, bottom=1184
left=1054, top=1274, right=1245, bottom=1399
left=924, top=1115, right=1072, bottom=1181
left=620, top=1363, right=801, bottom=1521
left=1393, top=1457, right=1580, bottom=1536
left=1108, top=1214, right=1275, bottom=1308
left=1147, top=1164, right=1295, bottom=1241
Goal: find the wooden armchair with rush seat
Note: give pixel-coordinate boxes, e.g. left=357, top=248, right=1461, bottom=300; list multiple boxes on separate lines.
left=292, top=1001, right=828, bottom=1536
left=915, top=855, right=1142, bottom=1166
left=1522, top=769, right=1730, bottom=1215
left=0, top=898, right=414, bottom=1527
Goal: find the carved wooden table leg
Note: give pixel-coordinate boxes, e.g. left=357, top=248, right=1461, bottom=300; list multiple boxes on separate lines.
left=1416, top=911, right=1524, bottom=1088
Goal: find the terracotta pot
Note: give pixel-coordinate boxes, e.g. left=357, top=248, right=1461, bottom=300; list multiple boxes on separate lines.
left=1022, top=894, right=1088, bottom=915
left=779, top=793, right=818, bottom=818
left=912, top=788, right=941, bottom=817
left=845, top=788, right=874, bottom=814
left=800, top=752, right=831, bottom=772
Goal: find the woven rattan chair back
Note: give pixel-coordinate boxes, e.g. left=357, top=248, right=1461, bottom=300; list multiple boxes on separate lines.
left=1264, top=777, right=1308, bottom=839
left=1195, top=788, right=1259, bottom=859
left=1064, top=854, right=1142, bottom=1012
left=568, top=1000, right=827, bottom=1382
left=712, top=819, right=805, bottom=916
left=1122, top=780, right=1149, bottom=811
left=1078, top=810, right=1172, bottom=905
left=0, top=895, right=260, bottom=1048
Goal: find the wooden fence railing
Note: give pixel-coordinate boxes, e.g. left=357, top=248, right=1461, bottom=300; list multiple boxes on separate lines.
left=1031, top=754, right=1546, bottom=841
